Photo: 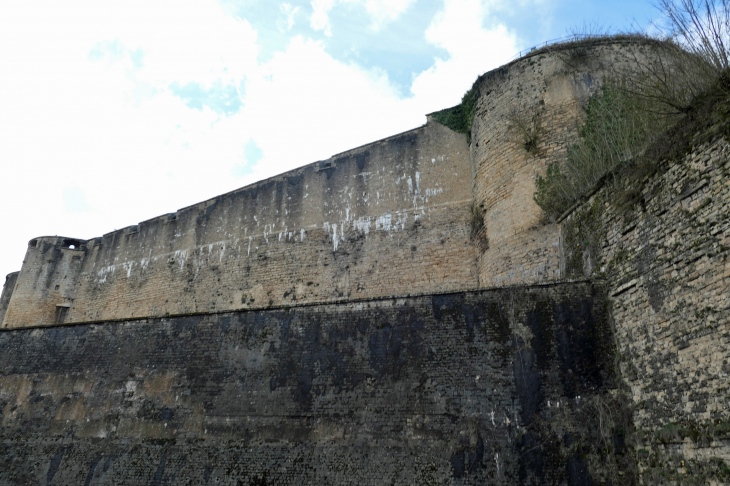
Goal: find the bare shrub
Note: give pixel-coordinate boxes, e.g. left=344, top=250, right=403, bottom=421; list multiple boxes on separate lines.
left=509, top=108, right=543, bottom=156
left=535, top=0, right=730, bottom=220
left=619, top=0, right=730, bottom=115
left=534, top=83, right=667, bottom=219
left=659, top=0, right=730, bottom=71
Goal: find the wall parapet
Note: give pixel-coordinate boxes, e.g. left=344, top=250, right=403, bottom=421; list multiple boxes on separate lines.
left=2, top=119, right=476, bottom=328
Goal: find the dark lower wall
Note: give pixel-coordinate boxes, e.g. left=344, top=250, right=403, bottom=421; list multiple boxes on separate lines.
left=0, top=283, right=625, bottom=485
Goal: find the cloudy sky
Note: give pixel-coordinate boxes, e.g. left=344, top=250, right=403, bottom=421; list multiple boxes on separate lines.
left=0, top=0, right=659, bottom=281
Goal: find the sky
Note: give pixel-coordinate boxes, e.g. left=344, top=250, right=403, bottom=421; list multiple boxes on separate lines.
left=0, top=0, right=661, bottom=281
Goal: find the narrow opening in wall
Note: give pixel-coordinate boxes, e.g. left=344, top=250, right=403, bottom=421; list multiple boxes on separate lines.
left=62, top=238, right=82, bottom=250
left=317, top=161, right=335, bottom=171
left=54, top=285, right=60, bottom=291
left=54, top=305, right=70, bottom=324
left=29, top=239, right=37, bottom=248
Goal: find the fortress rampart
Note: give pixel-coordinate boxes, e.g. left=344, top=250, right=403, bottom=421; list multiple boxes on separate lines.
left=1, top=283, right=618, bottom=485
left=1, top=37, right=728, bottom=484
left=1, top=40, right=643, bottom=330
left=1, top=121, right=475, bottom=328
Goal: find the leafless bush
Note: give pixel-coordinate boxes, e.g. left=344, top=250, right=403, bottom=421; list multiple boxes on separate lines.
left=534, top=83, right=668, bottom=219
left=535, top=1, right=730, bottom=219
left=619, top=0, right=730, bottom=115
left=660, top=0, right=730, bottom=71
left=509, top=108, right=543, bottom=156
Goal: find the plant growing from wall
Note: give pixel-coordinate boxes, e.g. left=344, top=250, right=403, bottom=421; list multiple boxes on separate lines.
left=615, top=7, right=729, bottom=136
left=468, top=200, right=488, bottom=251
left=535, top=0, right=730, bottom=220
left=533, top=82, right=666, bottom=219
left=431, top=82, right=480, bottom=142
left=508, top=108, right=543, bottom=156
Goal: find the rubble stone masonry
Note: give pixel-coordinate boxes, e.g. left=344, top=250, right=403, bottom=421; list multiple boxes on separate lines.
left=562, top=138, right=730, bottom=481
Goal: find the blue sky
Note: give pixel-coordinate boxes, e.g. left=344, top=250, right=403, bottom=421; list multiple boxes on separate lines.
left=0, top=0, right=661, bottom=281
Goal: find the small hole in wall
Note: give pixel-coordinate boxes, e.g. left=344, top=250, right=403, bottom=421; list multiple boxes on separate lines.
left=55, top=285, right=60, bottom=291
left=29, top=239, right=38, bottom=248
left=68, top=245, right=75, bottom=250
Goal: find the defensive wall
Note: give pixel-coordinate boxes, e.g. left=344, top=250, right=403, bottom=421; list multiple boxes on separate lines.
left=1, top=121, right=475, bottom=328
left=0, top=283, right=623, bottom=485
left=1, top=37, right=729, bottom=484
left=0, top=40, right=644, bottom=330
left=562, top=138, right=730, bottom=481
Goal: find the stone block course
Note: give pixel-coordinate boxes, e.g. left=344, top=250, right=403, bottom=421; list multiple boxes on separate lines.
left=0, top=283, right=622, bottom=485
left=562, top=137, right=730, bottom=481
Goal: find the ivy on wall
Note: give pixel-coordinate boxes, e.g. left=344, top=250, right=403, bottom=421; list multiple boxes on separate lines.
left=431, top=83, right=480, bottom=143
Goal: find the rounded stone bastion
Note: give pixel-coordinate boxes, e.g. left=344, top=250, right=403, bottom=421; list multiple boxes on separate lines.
left=467, top=37, right=659, bottom=287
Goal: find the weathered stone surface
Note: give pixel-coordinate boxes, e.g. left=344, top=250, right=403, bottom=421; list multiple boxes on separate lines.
left=0, top=272, right=17, bottom=327
left=0, top=283, right=621, bottom=485
left=1, top=37, right=728, bottom=484
left=562, top=138, right=730, bottom=481
left=1, top=121, right=475, bottom=329
left=470, top=40, right=656, bottom=288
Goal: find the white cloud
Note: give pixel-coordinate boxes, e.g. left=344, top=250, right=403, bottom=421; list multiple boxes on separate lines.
left=280, top=3, right=302, bottom=31
left=361, top=0, right=418, bottom=28
left=236, top=36, right=418, bottom=183
left=411, top=0, right=519, bottom=108
left=309, top=0, right=416, bottom=35
left=311, top=0, right=337, bottom=35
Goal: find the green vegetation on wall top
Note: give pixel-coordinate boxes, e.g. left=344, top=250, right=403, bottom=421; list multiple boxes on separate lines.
left=431, top=82, right=480, bottom=142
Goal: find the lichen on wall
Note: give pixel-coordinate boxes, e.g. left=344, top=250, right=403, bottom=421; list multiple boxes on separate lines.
left=562, top=137, right=730, bottom=483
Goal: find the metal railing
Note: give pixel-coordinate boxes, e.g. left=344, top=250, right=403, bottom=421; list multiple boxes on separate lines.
left=507, top=34, right=600, bottom=63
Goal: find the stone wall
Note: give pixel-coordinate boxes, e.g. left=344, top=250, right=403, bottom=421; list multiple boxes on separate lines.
left=2, top=120, right=477, bottom=328
left=0, top=283, right=627, bottom=485
left=469, top=39, right=655, bottom=288
left=562, top=138, right=730, bottom=482
left=2, top=38, right=669, bottom=330
left=0, top=272, right=18, bottom=326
